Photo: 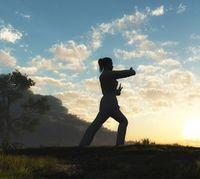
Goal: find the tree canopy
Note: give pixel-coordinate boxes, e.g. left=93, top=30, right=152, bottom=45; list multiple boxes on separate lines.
left=0, top=70, right=49, bottom=150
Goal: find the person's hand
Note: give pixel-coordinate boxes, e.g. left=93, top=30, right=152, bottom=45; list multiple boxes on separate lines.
left=130, top=67, right=136, bottom=75
left=116, top=83, right=123, bottom=96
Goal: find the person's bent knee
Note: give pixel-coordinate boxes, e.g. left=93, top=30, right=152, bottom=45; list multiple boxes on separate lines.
left=124, top=119, right=128, bottom=126
left=121, top=118, right=128, bottom=127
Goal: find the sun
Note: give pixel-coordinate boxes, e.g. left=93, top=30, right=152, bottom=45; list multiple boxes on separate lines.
left=183, top=118, right=200, bottom=140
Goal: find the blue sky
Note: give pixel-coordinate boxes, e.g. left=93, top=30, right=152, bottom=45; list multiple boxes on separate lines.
left=1, top=0, right=200, bottom=146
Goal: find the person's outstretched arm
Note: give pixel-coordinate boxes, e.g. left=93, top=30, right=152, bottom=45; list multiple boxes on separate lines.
left=108, top=67, right=136, bottom=79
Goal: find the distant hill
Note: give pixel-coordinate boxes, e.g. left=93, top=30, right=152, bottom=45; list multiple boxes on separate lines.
left=10, top=94, right=116, bottom=147
left=13, top=117, right=116, bottom=147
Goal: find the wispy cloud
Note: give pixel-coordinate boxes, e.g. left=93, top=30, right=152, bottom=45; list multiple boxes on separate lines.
left=123, top=30, right=148, bottom=45
left=160, top=41, right=179, bottom=47
left=0, top=49, right=17, bottom=67
left=190, top=34, right=200, bottom=40
left=185, top=46, right=200, bottom=63
left=31, top=56, right=59, bottom=73
left=56, top=90, right=99, bottom=120
left=15, top=11, right=31, bottom=19
left=96, top=7, right=172, bottom=62
left=16, top=66, right=37, bottom=75
left=137, top=65, right=163, bottom=74
left=114, top=45, right=167, bottom=61
left=0, top=24, right=22, bottom=43
left=31, top=76, right=67, bottom=88
left=88, top=9, right=148, bottom=50
left=167, top=69, right=195, bottom=85
left=89, top=27, right=103, bottom=50
left=159, top=58, right=181, bottom=67
left=151, top=5, right=165, bottom=16
left=114, top=48, right=142, bottom=59
left=83, top=77, right=100, bottom=92
left=131, top=67, right=198, bottom=111
left=50, top=40, right=90, bottom=71
left=177, top=3, right=186, bottom=14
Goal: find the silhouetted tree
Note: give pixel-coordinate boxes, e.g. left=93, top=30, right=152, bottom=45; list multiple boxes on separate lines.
left=0, top=70, right=49, bottom=150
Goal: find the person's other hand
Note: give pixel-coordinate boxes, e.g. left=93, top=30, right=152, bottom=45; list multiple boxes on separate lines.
left=116, top=83, right=123, bottom=96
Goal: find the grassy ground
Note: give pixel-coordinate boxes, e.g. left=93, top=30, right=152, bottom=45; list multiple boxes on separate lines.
left=1, top=144, right=200, bottom=178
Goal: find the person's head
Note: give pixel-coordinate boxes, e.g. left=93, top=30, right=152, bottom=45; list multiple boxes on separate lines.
left=98, top=57, right=113, bottom=72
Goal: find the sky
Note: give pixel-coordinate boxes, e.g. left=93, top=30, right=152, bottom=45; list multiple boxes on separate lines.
left=1, top=0, right=200, bottom=146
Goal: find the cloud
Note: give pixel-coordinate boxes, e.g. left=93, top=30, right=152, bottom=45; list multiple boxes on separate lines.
left=31, top=76, right=66, bottom=88
left=137, top=65, right=164, bottom=74
left=51, top=41, right=90, bottom=62
left=139, top=87, right=173, bottom=104
left=143, top=77, right=164, bottom=89
left=91, top=60, right=99, bottom=71
left=190, top=34, right=200, bottom=40
left=160, top=41, right=179, bottom=47
left=63, top=61, right=86, bottom=71
left=56, top=90, right=99, bottom=121
left=125, top=62, right=200, bottom=112
left=117, top=72, right=176, bottom=111
left=31, top=56, right=59, bottom=72
left=15, top=11, right=31, bottom=19
left=0, top=49, right=17, bottom=67
left=138, top=39, right=155, bottom=50
left=167, top=69, right=195, bottom=85
left=105, top=6, right=177, bottom=63
left=151, top=5, right=165, bottom=16
left=108, top=10, right=147, bottom=32
left=88, top=9, right=148, bottom=50
left=113, top=64, right=126, bottom=70
left=29, top=75, right=75, bottom=95
left=186, top=84, right=200, bottom=102
left=177, top=3, right=186, bottom=14
left=90, top=27, right=103, bottom=50
left=50, top=41, right=90, bottom=71
left=12, top=55, right=74, bottom=77
left=123, top=30, right=148, bottom=45
left=118, top=88, right=142, bottom=114
left=158, top=58, right=181, bottom=67
left=114, top=28, right=169, bottom=62
left=185, top=46, right=200, bottom=63
left=144, top=49, right=167, bottom=61
left=30, top=55, right=87, bottom=73
left=83, top=77, right=100, bottom=92
left=114, top=48, right=143, bottom=59
left=16, top=66, right=38, bottom=75
left=114, top=47, right=167, bottom=61
left=0, top=24, right=22, bottom=43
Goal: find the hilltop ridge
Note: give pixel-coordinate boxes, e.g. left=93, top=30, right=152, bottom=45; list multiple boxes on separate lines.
left=3, top=144, right=200, bottom=178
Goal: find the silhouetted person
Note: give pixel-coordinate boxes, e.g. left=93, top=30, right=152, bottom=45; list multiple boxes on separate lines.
left=79, top=57, right=136, bottom=146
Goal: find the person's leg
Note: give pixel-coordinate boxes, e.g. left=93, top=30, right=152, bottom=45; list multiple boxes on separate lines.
left=79, top=111, right=109, bottom=146
left=110, top=109, right=128, bottom=146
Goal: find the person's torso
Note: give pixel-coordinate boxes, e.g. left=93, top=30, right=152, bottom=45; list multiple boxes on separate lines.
left=99, top=71, right=118, bottom=96
left=99, top=71, right=119, bottom=111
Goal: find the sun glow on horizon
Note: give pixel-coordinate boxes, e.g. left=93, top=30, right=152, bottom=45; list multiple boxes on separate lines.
left=183, top=118, right=200, bottom=141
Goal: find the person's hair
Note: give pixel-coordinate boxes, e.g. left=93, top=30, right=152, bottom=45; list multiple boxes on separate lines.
left=98, top=57, right=112, bottom=72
